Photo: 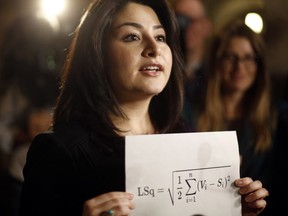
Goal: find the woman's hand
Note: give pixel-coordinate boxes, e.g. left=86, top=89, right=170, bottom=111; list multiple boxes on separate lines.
left=234, top=177, right=269, bottom=216
left=82, top=192, right=135, bottom=216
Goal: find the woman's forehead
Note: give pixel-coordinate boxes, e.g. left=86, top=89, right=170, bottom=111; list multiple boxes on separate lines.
left=112, top=2, right=161, bottom=27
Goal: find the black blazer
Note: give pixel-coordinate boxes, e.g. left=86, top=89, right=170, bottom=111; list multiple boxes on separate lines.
left=19, top=123, right=126, bottom=216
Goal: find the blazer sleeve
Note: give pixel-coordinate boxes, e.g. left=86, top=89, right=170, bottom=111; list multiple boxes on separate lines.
left=18, top=132, right=82, bottom=216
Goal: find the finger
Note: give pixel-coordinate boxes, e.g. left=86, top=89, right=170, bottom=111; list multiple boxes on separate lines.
left=83, top=192, right=134, bottom=216
left=244, top=188, right=269, bottom=202
left=234, top=177, right=253, bottom=188
left=243, top=198, right=267, bottom=212
left=238, top=180, right=263, bottom=195
left=103, top=196, right=135, bottom=212
left=86, top=192, right=133, bottom=206
left=84, top=199, right=133, bottom=216
left=104, top=201, right=135, bottom=216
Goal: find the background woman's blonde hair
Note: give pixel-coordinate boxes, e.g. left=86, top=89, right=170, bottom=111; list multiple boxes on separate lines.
left=197, top=20, right=276, bottom=153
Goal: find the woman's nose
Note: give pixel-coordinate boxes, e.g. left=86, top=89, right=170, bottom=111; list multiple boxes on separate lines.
left=142, top=40, right=161, bottom=58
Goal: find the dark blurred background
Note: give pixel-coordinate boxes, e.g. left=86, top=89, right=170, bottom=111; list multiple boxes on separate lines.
left=0, top=0, right=287, bottom=103
left=0, top=0, right=91, bottom=104
left=171, top=0, right=288, bottom=102
left=0, top=1, right=92, bottom=215
left=203, top=0, right=288, bottom=102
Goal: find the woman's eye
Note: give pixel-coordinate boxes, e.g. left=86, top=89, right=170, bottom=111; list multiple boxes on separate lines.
left=123, top=34, right=140, bottom=42
left=156, top=35, right=166, bottom=42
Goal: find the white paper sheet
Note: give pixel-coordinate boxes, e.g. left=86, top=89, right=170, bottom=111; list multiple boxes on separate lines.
left=125, top=131, right=241, bottom=216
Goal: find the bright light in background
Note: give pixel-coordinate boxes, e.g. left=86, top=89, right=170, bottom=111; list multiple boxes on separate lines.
left=245, top=13, right=263, bottom=34
left=41, top=0, right=66, bottom=17
left=37, top=0, right=67, bottom=32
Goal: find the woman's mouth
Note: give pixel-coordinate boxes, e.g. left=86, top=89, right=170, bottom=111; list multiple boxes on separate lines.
left=139, top=64, right=163, bottom=76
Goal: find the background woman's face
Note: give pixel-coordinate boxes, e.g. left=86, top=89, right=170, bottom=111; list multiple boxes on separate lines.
left=105, top=2, right=172, bottom=102
left=221, top=36, right=257, bottom=93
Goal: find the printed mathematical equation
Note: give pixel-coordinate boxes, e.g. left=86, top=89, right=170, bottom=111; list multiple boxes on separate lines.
left=126, top=131, right=241, bottom=215
left=137, top=165, right=232, bottom=205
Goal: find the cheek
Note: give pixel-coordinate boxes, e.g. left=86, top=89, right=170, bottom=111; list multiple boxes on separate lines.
left=220, top=65, right=230, bottom=80
left=249, top=69, right=257, bottom=80
left=163, top=48, right=173, bottom=75
left=245, top=70, right=257, bottom=88
left=108, top=46, right=136, bottom=70
left=106, top=47, right=131, bottom=76
left=220, top=67, right=233, bottom=89
left=106, top=48, right=138, bottom=91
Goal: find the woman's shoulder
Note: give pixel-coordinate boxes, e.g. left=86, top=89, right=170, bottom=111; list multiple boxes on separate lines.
left=31, top=122, right=121, bottom=156
left=28, top=122, right=90, bottom=156
left=52, top=122, right=90, bottom=148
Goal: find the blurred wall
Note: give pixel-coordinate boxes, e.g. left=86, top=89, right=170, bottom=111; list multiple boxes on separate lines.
left=170, top=0, right=288, bottom=101
left=0, top=0, right=287, bottom=100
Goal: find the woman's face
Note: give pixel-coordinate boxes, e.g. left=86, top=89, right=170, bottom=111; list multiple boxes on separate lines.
left=105, top=2, right=172, bottom=102
left=221, top=36, right=257, bottom=93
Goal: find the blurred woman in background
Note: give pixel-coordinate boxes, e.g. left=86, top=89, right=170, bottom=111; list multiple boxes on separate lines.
left=184, top=21, right=276, bottom=200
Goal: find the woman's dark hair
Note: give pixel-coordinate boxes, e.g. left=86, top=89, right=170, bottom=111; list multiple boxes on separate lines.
left=53, top=0, right=185, bottom=136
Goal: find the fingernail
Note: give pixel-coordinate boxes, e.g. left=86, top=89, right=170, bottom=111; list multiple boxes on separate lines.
left=245, top=195, right=252, bottom=202
left=239, top=188, right=246, bottom=194
left=237, top=180, right=243, bottom=185
left=128, top=193, right=134, bottom=199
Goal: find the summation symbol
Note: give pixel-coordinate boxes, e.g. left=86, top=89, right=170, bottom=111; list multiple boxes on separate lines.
left=168, top=165, right=231, bottom=205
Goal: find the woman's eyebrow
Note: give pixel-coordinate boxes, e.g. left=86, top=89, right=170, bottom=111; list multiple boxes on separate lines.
left=115, top=22, right=164, bottom=30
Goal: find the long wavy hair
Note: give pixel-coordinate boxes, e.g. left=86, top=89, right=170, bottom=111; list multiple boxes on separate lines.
left=53, top=0, right=185, bottom=136
left=197, top=20, right=274, bottom=152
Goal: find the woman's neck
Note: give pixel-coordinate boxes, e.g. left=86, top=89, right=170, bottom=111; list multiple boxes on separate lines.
left=110, top=100, right=156, bottom=136
left=222, top=91, right=245, bottom=121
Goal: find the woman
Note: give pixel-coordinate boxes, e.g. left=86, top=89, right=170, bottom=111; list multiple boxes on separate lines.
left=184, top=20, right=274, bottom=212
left=19, top=1, right=268, bottom=216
